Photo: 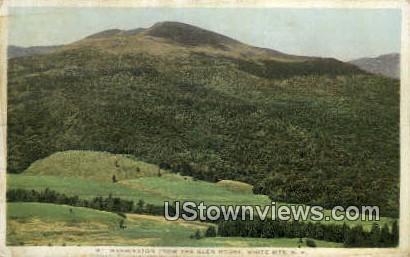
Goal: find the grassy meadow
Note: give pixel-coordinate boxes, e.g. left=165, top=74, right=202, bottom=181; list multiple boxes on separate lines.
left=7, top=203, right=343, bottom=247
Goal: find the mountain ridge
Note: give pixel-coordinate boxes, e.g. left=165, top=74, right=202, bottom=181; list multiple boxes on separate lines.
left=7, top=45, right=62, bottom=59
left=7, top=21, right=338, bottom=63
left=349, top=53, right=399, bottom=79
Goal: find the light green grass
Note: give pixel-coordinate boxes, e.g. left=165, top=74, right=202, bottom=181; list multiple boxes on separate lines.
left=24, top=150, right=166, bottom=182
left=7, top=203, right=342, bottom=247
left=7, top=201, right=121, bottom=224
left=7, top=173, right=269, bottom=206
left=120, top=175, right=270, bottom=206
left=7, top=202, right=205, bottom=246
left=216, top=180, right=253, bottom=193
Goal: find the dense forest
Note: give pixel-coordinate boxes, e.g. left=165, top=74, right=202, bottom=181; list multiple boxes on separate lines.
left=217, top=219, right=398, bottom=247
left=7, top=22, right=400, bottom=217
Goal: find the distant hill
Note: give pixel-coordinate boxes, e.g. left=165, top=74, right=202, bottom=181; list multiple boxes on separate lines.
left=8, top=45, right=62, bottom=59
left=349, top=53, right=400, bottom=79
left=7, top=21, right=399, bottom=217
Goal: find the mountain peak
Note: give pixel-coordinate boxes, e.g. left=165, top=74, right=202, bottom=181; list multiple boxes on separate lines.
left=145, top=21, right=239, bottom=48
left=86, top=28, right=145, bottom=39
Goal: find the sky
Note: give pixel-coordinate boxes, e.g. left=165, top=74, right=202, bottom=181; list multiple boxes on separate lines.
left=8, top=7, right=401, bottom=61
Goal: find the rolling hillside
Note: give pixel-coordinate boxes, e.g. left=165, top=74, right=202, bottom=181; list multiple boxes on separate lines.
left=349, top=53, right=400, bottom=79
left=7, top=21, right=399, bottom=216
left=7, top=202, right=209, bottom=246
left=7, top=203, right=342, bottom=247
left=24, top=150, right=166, bottom=181
left=8, top=45, right=62, bottom=59
left=8, top=149, right=271, bottom=207
left=7, top=149, right=396, bottom=246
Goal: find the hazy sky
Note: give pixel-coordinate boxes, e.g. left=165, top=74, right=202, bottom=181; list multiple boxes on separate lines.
left=8, top=7, right=401, bottom=61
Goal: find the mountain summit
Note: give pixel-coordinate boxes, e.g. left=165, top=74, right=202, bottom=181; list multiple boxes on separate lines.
left=145, top=21, right=240, bottom=48
left=7, top=21, right=316, bottom=62
left=8, top=21, right=364, bottom=83
left=9, top=21, right=361, bottom=69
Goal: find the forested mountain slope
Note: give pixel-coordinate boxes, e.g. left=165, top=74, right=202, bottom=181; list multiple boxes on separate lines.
left=7, top=22, right=399, bottom=216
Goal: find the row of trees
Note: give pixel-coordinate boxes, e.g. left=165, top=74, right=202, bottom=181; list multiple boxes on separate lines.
left=7, top=188, right=171, bottom=216
left=216, top=219, right=398, bottom=247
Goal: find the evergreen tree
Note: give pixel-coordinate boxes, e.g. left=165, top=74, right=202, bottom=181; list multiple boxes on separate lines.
left=391, top=220, right=399, bottom=246
left=205, top=226, right=217, bottom=237
left=380, top=224, right=390, bottom=246
left=306, top=239, right=316, bottom=247
left=369, top=223, right=381, bottom=247
left=194, top=230, right=201, bottom=240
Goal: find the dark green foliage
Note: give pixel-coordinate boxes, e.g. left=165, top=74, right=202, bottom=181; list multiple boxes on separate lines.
left=216, top=219, right=398, bottom=247
left=369, top=223, right=381, bottom=247
left=7, top=44, right=399, bottom=217
left=119, top=219, right=126, bottom=229
left=380, top=224, right=392, bottom=246
left=8, top=188, right=142, bottom=215
left=205, top=226, right=217, bottom=237
left=116, top=212, right=126, bottom=219
left=391, top=220, right=399, bottom=244
left=306, top=238, right=316, bottom=247
left=7, top=188, right=176, bottom=216
left=236, top=58, right=364, bottom=80
left=192, top=229, right=202, bottom=240
left=136, top=199, right=145, bottom=211
left=146, top=21, right=236, bottom=49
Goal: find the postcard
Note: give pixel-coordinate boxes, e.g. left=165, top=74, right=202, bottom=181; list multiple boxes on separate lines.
left=0, top=1, right=409, bottom=257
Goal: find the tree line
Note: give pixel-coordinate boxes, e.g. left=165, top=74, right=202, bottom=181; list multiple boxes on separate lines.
left=7, top=188, right=171, bottom=216
left=216, top=219, right=398, bottom=248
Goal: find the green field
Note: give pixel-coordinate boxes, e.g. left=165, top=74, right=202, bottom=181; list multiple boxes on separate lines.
left=7, top=203, right=342, bottom=247
left=8, top=173, right=270, bottom=206
left=9, top=150, right=271, bottom=206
